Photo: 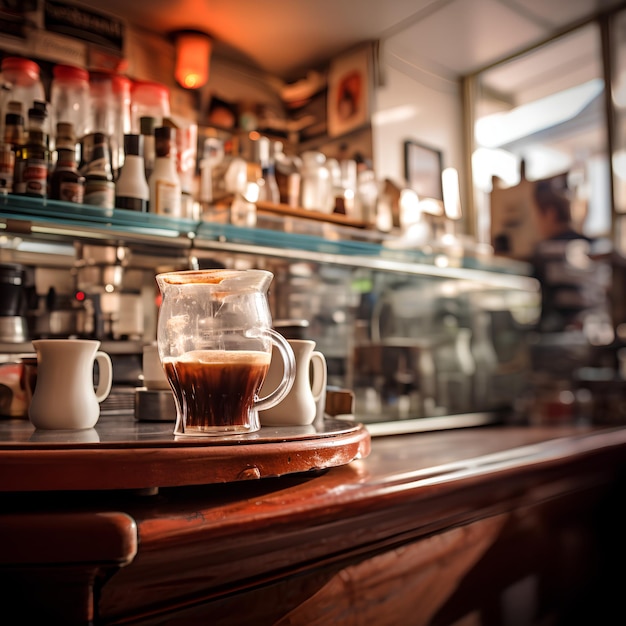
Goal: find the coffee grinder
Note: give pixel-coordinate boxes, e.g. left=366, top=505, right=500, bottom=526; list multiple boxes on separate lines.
left=0, top=262, right=29, bottom=343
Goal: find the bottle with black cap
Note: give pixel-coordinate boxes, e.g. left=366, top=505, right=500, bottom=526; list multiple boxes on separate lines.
left=83, top=132, right=115, bottom=208
left=140, top=116, right=156, bottom=181
left=115, top=133, right=149, bottom=212
left=148, top=126, right=181, bottom=216
left=14, top=102, right=50, bottom=197
left=50, top=122, right=84, bottom=203
left=2, top=103, right=24, bottom=194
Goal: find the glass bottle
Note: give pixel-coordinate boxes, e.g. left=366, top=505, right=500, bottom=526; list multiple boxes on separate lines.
left=0, top=57, right=45, bottom=140
left=55, top=122, right=77, bottom=154
left=4, top=108, right=25, bottom=150
left=212, top=135, right=244, bottom=203
left=300, top=151, right=332, bottom=213
left=252, top=135, right=280, bottom=204
left=357, top=166, right=379, bottom=225
left=130, top=81, right=170, bottom=133
left=50, top=64, right=90, bottom=152
left=110, top=74, right=132, bottom=176
left=0, top=143, right=14, bottom=193
left=115, top=134, right=149, bottom=212
left=14, top=103, right=50, bottom=197
left=2, top=108, right=24, bottom=193
left=264, top=143, right=281, bottom=204
left=50, top=146, right=84, bottom=203
left=339, top=159, right=358, bottom=218
left=274, top=141, right=301, bottom=208
left=148, top=126, right=181, bottom=216
left=245, top=135, right=264, bottom=203
left=198, top=135, right=224, bottom=209
left=140, top=116, right=156, bottom=181
left=83, top=133, right=115, bottom=208
left=88, top=71, right=115, bottom=140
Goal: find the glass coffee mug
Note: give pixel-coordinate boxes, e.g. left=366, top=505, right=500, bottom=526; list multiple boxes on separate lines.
left=156, top=269, right=296, bottom=436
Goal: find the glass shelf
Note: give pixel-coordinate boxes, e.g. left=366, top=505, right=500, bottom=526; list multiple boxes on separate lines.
left=0, top=194, right=536, bottom=289
left=0, top=194, right=199, bottom=244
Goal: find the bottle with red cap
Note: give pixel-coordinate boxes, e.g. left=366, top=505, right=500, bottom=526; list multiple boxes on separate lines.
left=111, top=73, right=132, bottom=175
left=0, top=57, right=45, bottom=140
left=50, top=64, right=90, bottom=150
left=130, top=80, right=170, bottom=133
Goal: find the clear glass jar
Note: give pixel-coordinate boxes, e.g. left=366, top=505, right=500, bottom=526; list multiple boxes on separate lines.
left=300, top=151, right=332, bottom=213
left=88, top=71, right=115, bottom=139
left=111, top=74, right=132, bottom=174
left=50, top=64, right=90, bottom=146
left=0, top=57, right=45, bottom=140
left=130, top=80, right=170, bottom=134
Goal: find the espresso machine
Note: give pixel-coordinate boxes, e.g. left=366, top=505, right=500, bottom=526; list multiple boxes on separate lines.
left=73, top=243, right=140, bottom=340
left=0, top=262, right=30, bottom=343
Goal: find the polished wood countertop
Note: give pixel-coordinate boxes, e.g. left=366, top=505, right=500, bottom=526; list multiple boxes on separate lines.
left=2, top=423, right=626, bottom=625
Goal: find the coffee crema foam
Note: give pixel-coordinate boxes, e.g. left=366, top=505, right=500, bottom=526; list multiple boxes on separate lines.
left=163, top=350, right=271, bottom=366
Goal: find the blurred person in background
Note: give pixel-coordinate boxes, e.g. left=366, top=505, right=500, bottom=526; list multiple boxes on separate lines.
left=531, top=178, right=612, bottom=343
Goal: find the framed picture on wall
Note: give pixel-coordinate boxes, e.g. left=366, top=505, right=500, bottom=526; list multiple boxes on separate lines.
left=403, top=140, right=443, bottom=200
left=327, top=46, right=372, bottom=138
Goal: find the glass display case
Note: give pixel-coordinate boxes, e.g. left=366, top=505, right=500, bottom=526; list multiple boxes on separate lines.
left=0, top=195, right=540, bottom=434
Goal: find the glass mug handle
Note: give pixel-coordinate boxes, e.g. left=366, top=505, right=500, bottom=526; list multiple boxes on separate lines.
left=254, top=328, right=296, bottom=412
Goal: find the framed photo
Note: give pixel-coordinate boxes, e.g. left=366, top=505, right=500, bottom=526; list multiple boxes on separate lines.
left=403, top=140, right=443, bottom=200
left=327, top=46, right=372, bottom=138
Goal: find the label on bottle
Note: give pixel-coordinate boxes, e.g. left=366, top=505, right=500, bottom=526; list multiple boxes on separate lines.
left=0, top=171, right=12, bottom=193
left=12, top=159, right=25, bottom=194
left=23, top=160, right=48, bottom=197
left=59, top=181, right=85, bottom=204
left=116, top=196, right=148, bottom=212
left=154, top=180, right=181, bottom=216
left=84, top=179, right=115, bottom=209
left=84, top=156, right=110, bottom=176
left=0, top=149, right=14, bottom=193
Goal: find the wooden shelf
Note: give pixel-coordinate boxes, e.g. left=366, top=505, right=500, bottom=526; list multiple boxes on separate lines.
left=256, top=201, right=370, bottom=229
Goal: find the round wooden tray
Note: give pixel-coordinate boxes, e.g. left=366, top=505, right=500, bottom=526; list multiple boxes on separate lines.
left=0, top=414, right=371, bottom=492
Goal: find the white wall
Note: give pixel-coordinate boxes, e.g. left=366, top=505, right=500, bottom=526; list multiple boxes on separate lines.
left=372, top=43, right=465, bottom=200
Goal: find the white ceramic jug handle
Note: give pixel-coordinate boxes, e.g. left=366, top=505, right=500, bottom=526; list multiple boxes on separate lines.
left=94, top=351, right=113, bottom=403
left=310, top=351, right=327, bottom=402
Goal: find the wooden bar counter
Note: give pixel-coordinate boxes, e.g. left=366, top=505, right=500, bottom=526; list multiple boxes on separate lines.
left=2, top=421, right=626, bottom=625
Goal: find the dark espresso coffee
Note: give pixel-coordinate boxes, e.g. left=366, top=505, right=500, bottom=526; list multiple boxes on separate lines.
left=164, top=349, right=271, bottom=434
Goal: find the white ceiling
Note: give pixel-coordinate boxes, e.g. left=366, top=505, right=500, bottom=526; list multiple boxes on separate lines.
left=78, top=0, right=625, bottom=84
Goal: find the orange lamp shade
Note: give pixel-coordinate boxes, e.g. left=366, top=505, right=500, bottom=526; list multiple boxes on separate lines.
left=175, top=31, right=212, bottom=89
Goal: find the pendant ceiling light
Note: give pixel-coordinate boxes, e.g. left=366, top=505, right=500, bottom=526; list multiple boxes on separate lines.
left=175, top=30, right=212, bottom=89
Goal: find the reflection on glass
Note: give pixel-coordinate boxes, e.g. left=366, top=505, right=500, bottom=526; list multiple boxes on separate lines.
left=472, top=22, right=611, bottom=246
left=29, top=428, right=100, bottom=443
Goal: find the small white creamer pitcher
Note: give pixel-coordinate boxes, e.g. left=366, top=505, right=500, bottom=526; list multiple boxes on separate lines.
left=28, top=339, right=113, bottom=430
left=260, top=339, right=327, bottom=426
